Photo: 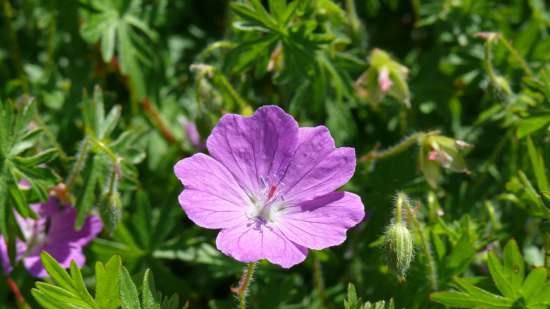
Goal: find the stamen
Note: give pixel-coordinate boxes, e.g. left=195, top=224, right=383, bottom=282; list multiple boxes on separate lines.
left=267, top=184, right=278, bottom=200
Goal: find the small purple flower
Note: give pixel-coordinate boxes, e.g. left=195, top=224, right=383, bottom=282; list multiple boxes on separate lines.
left=0, top=198, right=103, bottom=278
left=174, top=106, right=365, bottom=268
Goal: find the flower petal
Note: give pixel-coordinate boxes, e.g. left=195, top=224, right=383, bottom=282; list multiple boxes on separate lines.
left=174, top=153, right=250, bottom=229
left=216, top=223, right=307, bottom=268
left=23, top=244, right=85, bottom=278
left=281, top=126, right=356, bottom=202
left=278, top=192, right=365, bottom=250
left=206, top=105, right=299, bottom=194
left=0, top=236, right=12, bottom=274
left=47, top=207, right=103, bottom=246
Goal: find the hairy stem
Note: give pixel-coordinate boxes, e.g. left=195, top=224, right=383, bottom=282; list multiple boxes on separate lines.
left=498, top=36, right=534, bottom=78
left=7, top=277, right=30, bottom=309
left=65, top=138, right=90, bottom=189
left=361, top=131, right=437, bottom=162
left=406, top=205, right=439, bottom=290
left=237, top=262, right=256, bottom=309
left=312, top=254, right=327, bottom=307
left=141, top=97, right=178, bottom=145
left=395, top=193, right=406, bottom=223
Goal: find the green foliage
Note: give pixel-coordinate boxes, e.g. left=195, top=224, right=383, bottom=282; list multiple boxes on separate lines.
left=32, top=252, right=180, bottom=309
left=431, top=240, right=550, bottom=308
left=0, top=98, right=58, bottom=247
left=80, top=0, right=157, bottom=99
left=71, top=86, right=144, bottom=231
left=0, top=0, right=549, bottom=308
left=344, top=284, right=395, bottom=309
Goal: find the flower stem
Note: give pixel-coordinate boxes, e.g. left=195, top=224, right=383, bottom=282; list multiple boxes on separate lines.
left=405, top=204, right=439, bottom=290
left=237, top=262, right=256, bottom=309
left=312, top=254, right=327, bottom=307
left=498, top=35, right=535, bottom=78
left=141, top=97, right=178, bottom=145
left=65, top=138, right=90, bottom=189
left=361, top=131, right=437, bottom=162
left=6, top=277, right=30, bottom=309
left=395, top=193, right=405, bottom=223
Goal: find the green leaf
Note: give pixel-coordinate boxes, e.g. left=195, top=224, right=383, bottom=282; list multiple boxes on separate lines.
left=502, top=240, right=525, bottom=291
left=521, top=268, right=547, bottom=300
left=99, top=105, right=122, bottom=139
left=76, top=154, right=101, bottom=227
left=487, top=251, right=517, bottom=298
left=33, top=283, right=93, bottom=309
left=14, top=148, right=58, bottom=167
left=454, top=277, right=514, bottom=307
left=95, top=256, right=122, bottom=309
left=9, top=186, right=35, bottom=220
left=70, top=262, right=97, bottom=308
left=516, top=114, right=550, bottom=138
left=430, top=291, right=482, bottom=308
left=40, top=252, right=77, bottom=292
left=225, top=35, right=278, bottom=74
left=142, top=269, right=161, bottom=309
left=526, top=136, right=548, bottom=192
left=230, top=1, right=279, bottom=32
left=120, top=266, right=141, bottom=309
left=0, top=165, right=8, bottom=236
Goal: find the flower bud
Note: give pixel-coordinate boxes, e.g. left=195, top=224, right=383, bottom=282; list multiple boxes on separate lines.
left=354, top=49, right=411, bottom=108
left=384, top=193, right=414, bottom=281
left=418, top=133, right=472, bottom=187
left=384, top=222, right=414, bottom=281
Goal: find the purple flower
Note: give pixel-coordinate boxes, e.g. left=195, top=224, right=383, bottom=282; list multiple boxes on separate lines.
left=174, top=106, right=365, bottom=268
left=0, top=198, right=103, bottom=278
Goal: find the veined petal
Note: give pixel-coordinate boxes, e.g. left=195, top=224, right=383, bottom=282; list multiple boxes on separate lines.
left=206, top=105, right=299, bottom=194
left=278, top=192, right=365, bottom=250
left=281, top=126, right=356, bottom=202
left=174, top=153, right=250, bottom=229
left=216, top=223, right=307, bottom=268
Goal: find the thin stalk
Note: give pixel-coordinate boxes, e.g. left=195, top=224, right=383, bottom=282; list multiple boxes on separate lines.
left=6, top=277, right=30, bottom=309
left=395, top=193, right=404, bottom=223
left=89, top=136, right=119, bottom=165
left=141, top=98, right=178, bottom=145
left=312, top=254, right=327, bottom=307
left=236, top=263, right=256, bottom=309
left=361, top=131, right=437, bottom=162
left=65, top=138, right=90, bottom=189
left=406, top=205, right=438, bottom=290
left=498, top=36, right=535, bottom=78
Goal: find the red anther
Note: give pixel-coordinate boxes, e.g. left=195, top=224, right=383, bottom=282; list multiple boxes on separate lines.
left=267, top=184, right=278, bottom=200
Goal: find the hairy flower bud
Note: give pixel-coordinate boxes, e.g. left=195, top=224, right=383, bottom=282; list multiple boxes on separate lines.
left=384, top=222, right=414, bottom=281
left=384, top=193, right=414, bottom=281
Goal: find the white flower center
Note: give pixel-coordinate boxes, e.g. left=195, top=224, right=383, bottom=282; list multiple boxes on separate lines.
left=246, top=183, right=287, bottom=224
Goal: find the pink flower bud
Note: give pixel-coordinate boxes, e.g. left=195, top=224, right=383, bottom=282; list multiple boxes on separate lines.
left=378, top=67, right=393, bottom=93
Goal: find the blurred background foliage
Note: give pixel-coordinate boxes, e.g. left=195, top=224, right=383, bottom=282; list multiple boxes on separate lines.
left=0, top=0, right=549, bottom=308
